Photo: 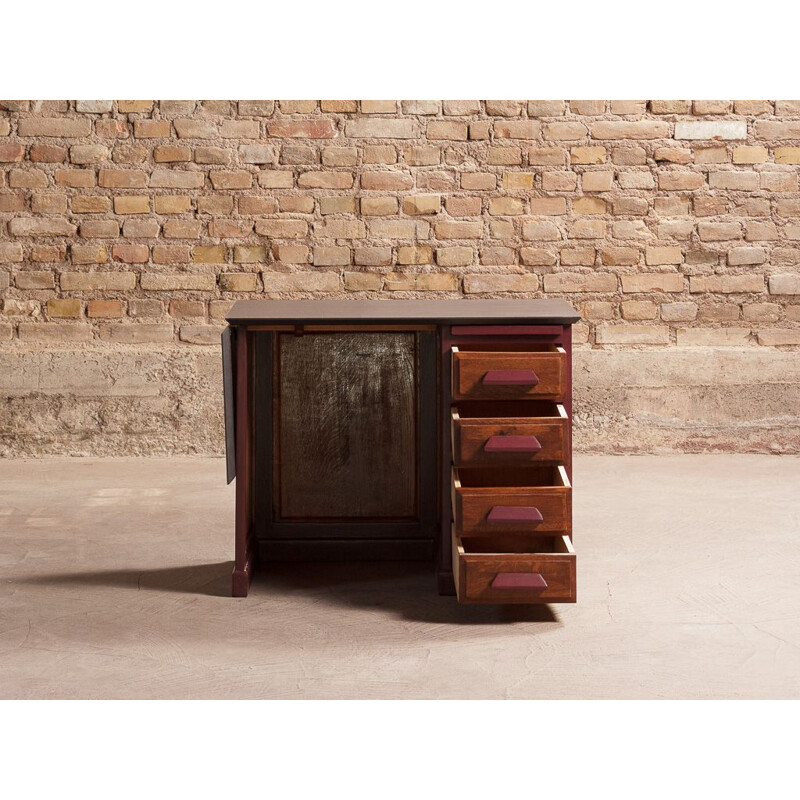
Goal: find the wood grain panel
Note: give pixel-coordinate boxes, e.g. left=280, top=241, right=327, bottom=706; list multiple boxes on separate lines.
left=275, top=332, right=417, bottom=519
left=452, top=347, right=566, bottom=401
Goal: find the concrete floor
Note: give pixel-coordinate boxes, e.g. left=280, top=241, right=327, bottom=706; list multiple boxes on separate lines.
left=1, top=455, right=798, bottom=699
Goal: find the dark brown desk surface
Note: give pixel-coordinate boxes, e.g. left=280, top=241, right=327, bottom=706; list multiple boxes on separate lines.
left=226, top=298, right=580, bottom=326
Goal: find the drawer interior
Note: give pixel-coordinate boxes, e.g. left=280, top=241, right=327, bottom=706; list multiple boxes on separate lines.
left=458, top=534, right=574, bottom=556
left=453, top=401, right=566, bottom=420
left=453, top=343, right=564, bottom=353
left=454, top=464, right=570, bottom=489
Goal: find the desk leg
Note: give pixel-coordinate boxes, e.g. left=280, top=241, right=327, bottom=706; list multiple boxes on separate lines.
left=233, top=327, right=254, bottom=597
left=437, top=327, right=456, bottom=595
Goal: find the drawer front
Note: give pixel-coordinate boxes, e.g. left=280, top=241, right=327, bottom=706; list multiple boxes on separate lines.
left=452, top=418, right=568, bottom=466
left=452, top=350, right=566, bottom=402
left=454, top=485, right=571, bottom=537
left=453, top=536, right=576, bottom=604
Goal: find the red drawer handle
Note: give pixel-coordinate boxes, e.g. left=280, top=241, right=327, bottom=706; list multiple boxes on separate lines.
left=491, top=573, right=548, bottom=590
left=484, top=435, right=542, bottom=453
left=482, top=369, right=539, bottom=386
left=487, top=506, right=543, bottom=523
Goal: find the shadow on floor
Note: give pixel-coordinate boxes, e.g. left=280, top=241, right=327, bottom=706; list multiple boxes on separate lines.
left=19, top=560, right=561, bottom=625
left=18, top=561, right=232, bottom=598
left=252, top=561, right=561, bottom=626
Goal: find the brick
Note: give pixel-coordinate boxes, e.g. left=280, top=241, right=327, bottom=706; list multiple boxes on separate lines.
left=742, top=303, right=781, bottom=322
left=369, top=220, right=428, bottom=238
left=313, top=246, right=350, bottom=265
left=479, top=246, right=516, bottom=265
left=395, top=194, right=439, bottom=216
left=543, top=272, right=616, bottom=292
left=528, top=147, right=566, bottom=166
left=238, top=100, right=275, bottom=116
left=461, top=172, right=496, bottom=190
left=254, top=247, right=305, bottom=271
left=613, top=147, right=647, bottom=165
left=774, top=147, right=800, bottom=164
left=321, top=100, right=358, bottom=113
left=693, top=146, right=728, bottom=164
left=645, top=246, right=682, bottom=266
left=492, top=120, right=540, bottom=140
left=530, top=197, right=567, bottom=215
left=84, top=300, right=124, bottom=319
left=609, top=100, right=646, bottom=115
left=151, top=169, right=205, bottom=189
left=618, top=171, right=654, bottom=190
left=596, top=325, right=670, bottom=344
left=154, top=145, right=192, bottom=162
left=263, top=271, right=341, bottom=292
left=18, top=322, right=92, bottom=342
left=69, top=144, right=109, bottom=164
left=255, top=220, right=308, bottom=238
left=278, top=100, right=318, bottom=114
left=47, top=299, right=82, bottom=318
left=757, top=329, right=800, bottom=346
left=218, top=273, right=258, bottom=292
left=319, top=196, right=356, bottom=215
left=354, top=247, right=392, bottom=266
left=140, top=273, right=216, bottom=291
left=114, top=196, right=150, bottom=214
left=693, top=100, right=732, bottom=115
left=278, top=196, right=315, bottom=213
left=697, top=222, right=741, bottom=241
left=15, top=271, right=55, bottom=289
left=343, top=271, right=382, bottom=291
left=543, top=122, right=587, bottom=141
left=111, top=244, right=148, bottom=264
left=660, top=302, right=698, bottom=322
left=760, top=171, right=798, bottom=192
left=570, top=100, right=606, bottom=115
left=98, top=169, right=146, bottom=188
left=568, top=220, right=604, bottom=239
left=0, top=243, right=24, bottom=262
left=621, top=300, right=658, bottom=320
left=237, top=196, right=275, bottom=215
left=194, top=147, right=230, bottom=165
left=322, top=146, right=358, bottom=167
left=674, top=121, right=747, bottom=139
left=30, top=245, right=67, bottom=262
left=28, top=143, right=66, bottom=163
left=173, top=119, right=217, bottom=139
left=708, top=171, right=759, bottom=190
left=435, top=220, right=482, bottom=239
left=650, top=100, right=690, bottom=114
left=542, top=172, right=576, bottom=192
left=18, top=118, right=92, bottom=137
left=152, top=245, right=191, bottom=264
left=658, top=171, right=705, bottom=190
left=118, top=101, right=154, bottom=113
left=360, top=196, right=398, bottom=216
left=733, top=146, right=768, bottom=164
left=397, top=246, right=433, bottom=265
left=8, top=217, right=76, bottom=236
left=359, top=100, right=397, bottom=114
left=133, top=119, right=171, bottom=139
left=572, top=197, right=605, bottom=215
left=95, top=119, right=128, bottom=138
left=591, top=121, right=670, bottom=139
left=169, top=299, right=206, bottom=318
left=484, top=100, right=523, bottom=116
left=314, top=219, right=365, bottom=238
left=503, top=172, right=534, bottom=190
left=600, top=247, right=639, bottom=267
left=0, top=143, right=25, bottom=162
left=9, top=168, right=47, bottom=188
left=154, top=195, right=192, bottom=214
left=728, top=247, right=766, bottom=266
left=426, top=121, right=468, bottom=140
left=690, top=275, right=763, bottom=293
left=445, top=196, right=481, bottom=217
left=463, top=274, right=539, bottom=293
left=769, top=275, right=800, bottom=295
left=361, top=171, right=412, bottom=190
left=192, top=246, right=227, bottom=263
left=571, top=146, right=606, bottom=164
left=97, top=323, right=173, bottom=343
left=71, top=244, right=108, bottom=264
left=345, top=119, right=416, bottom=138
left=520, top=247, right=557, bottom=266
left=428, top=100, right=475, bottom=117
left=233, top=245, right=268, bottom=263
left=162, top=220, right=202, bottom=238
left=676, top=328, right=751, bottom=345
left=296, top=171, right=353, bottom=189
left=436, top=247, right=473, bottom=267
left=206, top=171, right=249, bottom=190
left=527, top=100, right=566, bottom=116
left=266, top=119, right=337, bottom=139
left=0, top=194, right=26, bottom=212
left=31, top=194, right=67, bottom=213
left=361, top=145, right=396, bottom=164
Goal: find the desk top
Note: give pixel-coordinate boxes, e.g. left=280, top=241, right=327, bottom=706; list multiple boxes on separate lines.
left=226, top=298, right=580, bottom=326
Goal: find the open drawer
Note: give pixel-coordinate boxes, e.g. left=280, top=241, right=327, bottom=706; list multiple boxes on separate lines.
left=452, top=344, right=566, bottom=402
left=452, top=531, right=576, bottom=604
left=452, top=464, right=571, bottom=537
left=451, top=402, right=568, bottom=466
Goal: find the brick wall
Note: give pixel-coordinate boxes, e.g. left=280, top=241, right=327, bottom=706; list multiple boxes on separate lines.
left=2, top=100, right=799, bottom=456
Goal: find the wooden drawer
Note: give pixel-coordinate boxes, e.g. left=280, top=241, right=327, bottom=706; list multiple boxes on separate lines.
left=452, top=345, right=566, bottom=402
left=452, top=464, right=571, bottom=537
left=451, top=402, right=568, bottom=466
left=453, top=532, right=576, bottom=604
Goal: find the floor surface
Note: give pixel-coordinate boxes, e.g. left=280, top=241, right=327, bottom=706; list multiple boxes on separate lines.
left=1, top=455, right=798, bottom=699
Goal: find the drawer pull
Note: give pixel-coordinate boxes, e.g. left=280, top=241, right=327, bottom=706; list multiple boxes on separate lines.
left=487, top=506, right=543, bottom=523
left=484, top=435, right=542, bottom=454
left=491, top=573, right=548, bottom=590
left=482, top=369, right=539, bottom=386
